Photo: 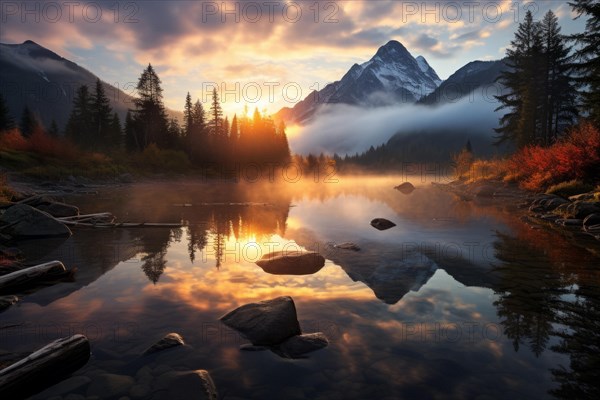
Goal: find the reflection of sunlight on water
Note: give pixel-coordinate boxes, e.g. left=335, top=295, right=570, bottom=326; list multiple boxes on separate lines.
left=136, top=228, right=375, bottom=313
left=4, top=177, right=597, bottom=399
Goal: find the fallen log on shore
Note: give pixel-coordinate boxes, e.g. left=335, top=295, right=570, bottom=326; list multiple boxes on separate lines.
left=0, top=334, right=90, bottom=399
left=0, top=261, right=69, bottom=293
left=54, top=213, right=182, bottom=229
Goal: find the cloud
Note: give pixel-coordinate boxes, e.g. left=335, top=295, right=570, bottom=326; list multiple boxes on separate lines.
left=289, top=96, right=500, bottom=155
left=414, top=33, right=439, bottom=49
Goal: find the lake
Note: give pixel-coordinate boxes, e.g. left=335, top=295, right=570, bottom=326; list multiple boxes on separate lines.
left=2, top=176, right=599, bottom=400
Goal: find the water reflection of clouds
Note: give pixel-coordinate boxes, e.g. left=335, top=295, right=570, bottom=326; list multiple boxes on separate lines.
left=7, top=178, right=595, bottom=399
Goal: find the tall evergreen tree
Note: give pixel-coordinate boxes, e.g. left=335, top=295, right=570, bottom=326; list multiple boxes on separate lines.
left=109, top=112, right=123, bottom=150
left=66, top=85, right=93, bottom=146
left=92, top=78, right=113, bottom=149
left=183, top=92, right=193, bottom=139
left=20, top=106, right=38, bottom=138
left=495, top=10, right=544, bottom=147
left=209, top=88, right=223, bottom=137
left=124, top=111, right=137, bottom=152
left=569, top=0, right=600, bottom=126
left=166, top=117, right=182, bottom=148
left=540, top=10, right=578, bottom=144
left=133, top=63, right=169, bottom=149
left=187, top=99, right=207, bottom=163
left=0, top=93, right=14, bottom=131
left=48, top=119, right=59, bottom=137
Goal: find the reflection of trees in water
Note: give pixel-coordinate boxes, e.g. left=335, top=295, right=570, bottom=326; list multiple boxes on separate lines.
left=491, top=227, right=600, bottom=399
left=139, top=201, right=291, bottom=277
left=491, top=230, right=565, bottom=356
left=141, top=248, right=168, bottom=284
left=138, top=228, right=180, bottom=284
left=209, top=203, right=290, bottom=269
left=550, top=283, right=600, bottom=400
left=187, top=223, right=208, bottom=263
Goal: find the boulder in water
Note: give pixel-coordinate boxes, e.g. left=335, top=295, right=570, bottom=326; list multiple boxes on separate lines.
left=143, top=333, right=185, bottom=355
left=370, top=218, right=396, bottom=231
left=274, top=332, right=329, bottom=358
left=0, top=204, right=71, bottom=238
left=333, top=242, right=360, bottom=251
left=394, top=182, right=415, bottom=194
left=220, top=296, right=301, bottom=346
left=256, top=251, right=325, bottom=275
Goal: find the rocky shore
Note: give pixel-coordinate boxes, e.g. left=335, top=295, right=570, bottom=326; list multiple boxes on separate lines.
left=433, top=179, right=600, bottom=253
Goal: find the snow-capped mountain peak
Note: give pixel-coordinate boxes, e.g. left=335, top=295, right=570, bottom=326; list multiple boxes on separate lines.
left=275, top=40, right=443, bottom=124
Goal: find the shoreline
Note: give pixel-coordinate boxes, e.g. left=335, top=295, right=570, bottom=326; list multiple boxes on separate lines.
left=433, top=178, right=600, bottom=255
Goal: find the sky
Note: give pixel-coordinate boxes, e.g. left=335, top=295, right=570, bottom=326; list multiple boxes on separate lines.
left=0, top=0, right=587, bottom=118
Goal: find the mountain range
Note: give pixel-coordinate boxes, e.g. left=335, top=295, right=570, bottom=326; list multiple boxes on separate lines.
left=276, top=40, right=442, bottom=124
left=0, top=40, right=508, bottom=156
left=0, top=40, right=181, bottom=130
left=276, top=40, right=507, bottom=125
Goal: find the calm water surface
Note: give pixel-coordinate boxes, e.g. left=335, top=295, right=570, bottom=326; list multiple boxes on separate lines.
left=2, top=176, right=599, bottom=400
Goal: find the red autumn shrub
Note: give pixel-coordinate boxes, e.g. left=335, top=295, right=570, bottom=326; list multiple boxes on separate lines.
left=25, top=127, right=79, bottom=160
left=0, top=128, right=28, bottom=151
left=509, top=123, right=600, bottom=191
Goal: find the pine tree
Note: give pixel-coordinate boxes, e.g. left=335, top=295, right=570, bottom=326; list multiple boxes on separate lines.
left=125, top=110, right=137, bottom=152
left=277, top=119, right=291, bottom=163
left=569, top=0, right=600, bottom=126
left=66, top=85, right=93, bottom=146
left=209, top=88, right=223, bottom=137
left=167, top=117, right=182, bottom=148
left=109, top=112, right=123, bottom=150
left=465, top=139, right=473, bottom=153
left=495, top=10, right=544, bottom=147
left=48, top=119, right=59, bottom=137
left=230, top=114, right=239, bottom=158
left=0, top=93, right=14, bottom=131
left=20, top=106, right=38, bottom=138
left=183, top=92, right=193, bottom=138
left=133, top=63, right=169, bottom=148
left=92, top=78, right=113, bottom=150
left=540, top=10, right=578, bottom=144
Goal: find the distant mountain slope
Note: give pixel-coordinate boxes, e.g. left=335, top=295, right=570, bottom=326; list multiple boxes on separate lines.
left=418, top=59, right=508, bottom=106
left=275, top=40, right=441, bottom=125
left=0, top=40, right=181, bottom=131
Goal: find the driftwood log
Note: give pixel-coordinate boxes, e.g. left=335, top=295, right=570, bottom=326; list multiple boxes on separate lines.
left=0, top=261, right=66, bottom=292
left=0, top=334, right=90, bottom=398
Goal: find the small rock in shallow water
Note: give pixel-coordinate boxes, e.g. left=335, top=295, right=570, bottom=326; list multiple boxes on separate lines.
left=256, top=251, right=325, bottom=275
left=154, top=370, right=217, bottom=400
left=274, top=332, right=329, bottom=358
left=0, top=295, right=19, bottom=311
left=370, top=218, right=396, bottom=231
left=220, top=296, right=301, bottom=346
left=394, top=182, right=415, bottom=194
left=143, top=333, right=185, bottom=355
left=333, top=242, right=360, bottom=251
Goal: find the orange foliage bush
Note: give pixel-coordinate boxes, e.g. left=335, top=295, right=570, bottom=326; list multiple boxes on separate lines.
left=1, top=127, right=79, bottom=161
left=509, top=123, right=600, bottom=191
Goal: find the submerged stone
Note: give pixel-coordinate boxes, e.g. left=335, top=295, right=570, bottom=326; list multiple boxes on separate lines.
left=143, top=333, right=185, bottom=355
left=274, top=332, right=329, bottom=358
left=220, top=296, right=301, bottom=346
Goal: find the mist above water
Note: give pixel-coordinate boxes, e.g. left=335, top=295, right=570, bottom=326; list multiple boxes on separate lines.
left=289, top=95, right=501, bottom=156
